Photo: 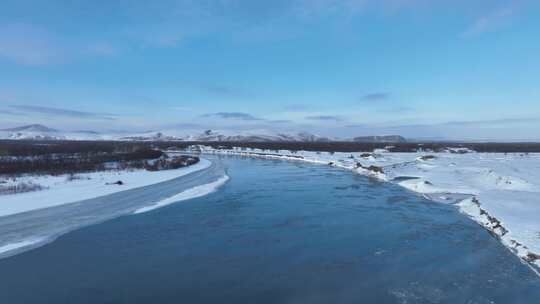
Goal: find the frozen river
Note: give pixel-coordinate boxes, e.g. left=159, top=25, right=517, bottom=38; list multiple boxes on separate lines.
left=0, top=156, right=539, bottom=303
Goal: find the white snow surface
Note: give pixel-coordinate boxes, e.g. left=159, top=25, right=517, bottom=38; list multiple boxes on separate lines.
left=0, top=159, right=211, bottom=217
left=193, top=146, right=540, bottom=270
left=0, top=238, right=45, bottom=255
left=0, top=127, right=331, bottom=142
left=133, top=175, right=229, bottom=214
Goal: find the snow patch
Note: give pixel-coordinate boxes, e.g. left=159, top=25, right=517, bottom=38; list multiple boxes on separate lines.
left=134, top=175, right=230, bottom=214
left=0, top=238, right=45, bottom=256
left=0, top=159, right=212, bottom=217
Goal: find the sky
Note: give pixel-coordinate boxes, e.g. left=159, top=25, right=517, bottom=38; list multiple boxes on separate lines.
left=0, top=0, right=539, bottom=141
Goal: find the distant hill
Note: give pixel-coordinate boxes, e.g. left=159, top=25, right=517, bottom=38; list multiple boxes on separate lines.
left=0, top=124, right=108, bottom=141
left=0, top=124, right=409, bottom=143
left=352, top=135, right=406, bottom=143
left=121, top=129, right=332, bottom=142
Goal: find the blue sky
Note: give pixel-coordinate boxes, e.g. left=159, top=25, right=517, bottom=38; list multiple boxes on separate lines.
left=0, top=0, right=539, bottom=140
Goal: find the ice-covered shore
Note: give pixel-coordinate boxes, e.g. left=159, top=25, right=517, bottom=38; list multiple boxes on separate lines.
left=0, top=159, right=212, bottom=217
left=0, top=158, right=228, bottom=258
left=133, top=175, right=230, bottom=214
left=188, top=146, right=540, bottom=273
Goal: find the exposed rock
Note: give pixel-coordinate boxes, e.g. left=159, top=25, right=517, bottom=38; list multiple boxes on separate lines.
left=525, top=253, right=540, bottom=263
left=355, top=162, right=384, bottom=174
left=106, top=180, right=124, bottom=186
left=367, top=165, right=384, bottom=174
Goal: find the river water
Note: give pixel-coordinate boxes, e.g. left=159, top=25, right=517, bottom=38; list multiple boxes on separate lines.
left=0, top=156, right=539, bottom=303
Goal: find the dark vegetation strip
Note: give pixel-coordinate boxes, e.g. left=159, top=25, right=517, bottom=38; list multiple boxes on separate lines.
left=2, top=140, right=540, bottom=156
left=0, top=141, right=199, bottom=176
left=164, top=141, right=540, bottom=153
left=182, top=142, right=540, bottom=153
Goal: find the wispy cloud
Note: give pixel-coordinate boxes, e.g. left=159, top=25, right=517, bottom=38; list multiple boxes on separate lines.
left=360, top=92, right=390, bottom=102
left=462, top=1, right=522, bottom=37
left=268, top=119, right=292, bottom=124
left=203, top=112, right=293, bottom=124
left=203, top=112, right=264, bottom=121
left=0, top=24, right=121, bottom=66
left=0, top=109, right=27, bottom=116
left=0, top=24, right=65, bottom=66
left=292, top=0, right=424, bottom=19
left=441, top=117, right=540, bottom=126
left=100, top=0, right=428, bottom=49
left=86, top=42, right=119, bottom=57
left=377, top=106, right=414, bottom=113
left=10, top=105, right=116, bottom=120
left=305, top=115, right=344, bottom=122
left=349, top=116, right=540, bottom=131
left=343, top=116, right=540, bottom=141
left=199, top=84, right=252, bottom=99
left=172, top=122, right=207, bottom=129
left=283, top=104, right=313, bottom=112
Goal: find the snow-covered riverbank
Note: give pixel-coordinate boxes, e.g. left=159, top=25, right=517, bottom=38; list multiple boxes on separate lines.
left=0, top=159, right=211, bottom=217
left=0, top=157, right=229, bottom=259
left=184, top=146, right=540, bottom=273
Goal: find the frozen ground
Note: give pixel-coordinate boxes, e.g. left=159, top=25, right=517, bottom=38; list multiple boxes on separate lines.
left=189, top=146, right=540, bottom=272
left=0, top=159, right=211, bottom=217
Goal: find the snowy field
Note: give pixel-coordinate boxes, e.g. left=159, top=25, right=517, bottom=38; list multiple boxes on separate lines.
left=188, top=146, right=540, bottom=273
left=0, top=158, right=211, bottom=217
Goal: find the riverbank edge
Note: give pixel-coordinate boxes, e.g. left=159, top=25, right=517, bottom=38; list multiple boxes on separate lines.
left=181, top=148, right=540, bottom=276
left=0, top=158, right=219, bottom=258
left=0, top=158, right=213, bottom=218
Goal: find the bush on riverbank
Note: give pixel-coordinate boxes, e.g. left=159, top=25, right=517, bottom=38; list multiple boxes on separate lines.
left=0, top=146, right=198, bottom=176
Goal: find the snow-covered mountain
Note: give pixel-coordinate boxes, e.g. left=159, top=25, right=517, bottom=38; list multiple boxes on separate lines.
left=0, top=124, right=407, bottom=143
left=121, top=129, right=332, bottom=142
left=0, top=124, right=114, bottom=141
left=0, top=124, right=60, bottom=140
left=0, top=125, right=330, bottom=142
